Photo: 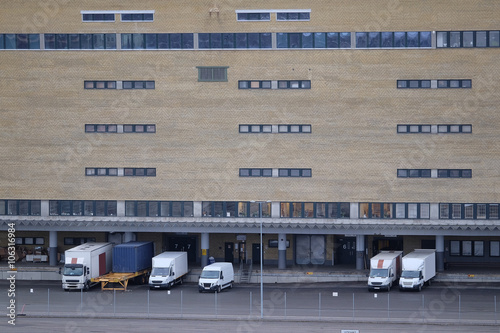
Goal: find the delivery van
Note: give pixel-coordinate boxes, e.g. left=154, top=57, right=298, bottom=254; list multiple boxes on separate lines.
left=198, top=262, right=234, bottom=293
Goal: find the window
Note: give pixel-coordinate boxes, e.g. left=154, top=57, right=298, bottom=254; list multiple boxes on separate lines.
left=82, top=13, right=115, bottom=22
left=122, top=81, right=155, bottom=89
left=277, top=80, right=311, bottom=89
left=121, top=13, right=154, bottom=22
left=276, top=11, right=310, bottom=21
left=84, top=81, right=117, bottom=89
left=356, top=31, right=431, bottom=48
left=437, top=169, right=472, bottom=178
left=64, top=237, right=96, bottom=245
left=437, top=31, right=500, bottom=48
left=490, top=241, right=500, bottom=257
left=0, top=200, right=41, bottom=216
left=44, top=33, right=116, bottom=49
left=278, top=169, right=311, bottom=177
left=86, top=124, right=155, bottom=133
left=239, top=168, right=272, bottom=177
left=199, top=33, right=272, bottom=49
left=51, top=200, right=116, bottom=216
left=197, top=67, right=228, bottom=82
left=397, top=169, right=431, bottom=178
left=122, top=33, right=193, bottom=49
left=277, top=32, right=350, bottom=48
left=0, top=34, right=40, bottom=50
left=236, top=12, right=271, bottom=21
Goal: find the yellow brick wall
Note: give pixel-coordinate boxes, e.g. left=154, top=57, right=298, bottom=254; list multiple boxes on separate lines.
left=1, top=0, right=500, bottom=204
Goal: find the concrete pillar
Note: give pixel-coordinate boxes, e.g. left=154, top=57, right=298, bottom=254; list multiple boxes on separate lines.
left=123, top=232, right=135, bottom=243
left=49, top=231, right=58, bottom=266
left=201, top=232, right=209, bottom=268
left=356, top=235, right=365, bottom=270
left=278, top=233, right=287, bottom=269
left=436, top=235, right=445, bottom=271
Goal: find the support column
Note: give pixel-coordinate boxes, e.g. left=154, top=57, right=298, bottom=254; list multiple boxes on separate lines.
left=201, top=232, right=209, bottom=268
left=123, top=232, right=135, bottom=243
left=278, top=233, right=287, bottom=270
left=49, top=231, right=58, bottom=266
left=356, top=235, right=365, bottom=270
left=436, top=235, right=445, bottom=271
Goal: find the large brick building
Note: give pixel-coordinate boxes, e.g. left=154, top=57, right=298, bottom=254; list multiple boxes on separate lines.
left=1, top=0, right=500, bottom=272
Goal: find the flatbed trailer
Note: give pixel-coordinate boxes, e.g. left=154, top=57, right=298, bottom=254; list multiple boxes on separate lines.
left=91, top=269, right=150, bottom=291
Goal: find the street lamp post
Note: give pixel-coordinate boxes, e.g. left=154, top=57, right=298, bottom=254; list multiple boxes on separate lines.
left=259, top=201, right=263, bottom=320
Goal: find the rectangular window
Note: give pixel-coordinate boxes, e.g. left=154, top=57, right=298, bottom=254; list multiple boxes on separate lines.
left=44, top=33, right=116, bottom=49
left=121, top=12, right=154, bottom=22
left=489, top=204, right=499, bottom=219
left=440, top=203, right=449, bottom=219
left=490, top=241, right=500, bottom=257
left=452, top=204, right=462, bottom=219
left=450, top=240, right=460, bottom=256
left=276, top=11, right=310, bottom=21
left=197, top=67, right=228, bottom=82
left=82, top=13, right=115, bottom=22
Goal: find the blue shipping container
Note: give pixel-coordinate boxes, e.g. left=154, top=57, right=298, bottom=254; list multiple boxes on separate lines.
left=112, top=241, right=154, bottom=273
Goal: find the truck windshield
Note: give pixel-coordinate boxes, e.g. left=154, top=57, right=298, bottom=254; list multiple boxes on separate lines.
left=200, top=270, right=219, bottom=279
left=369, top=268, right=388, bottom=278
left=401, top=270, right=420, bottom=278
left=63, top=265, right=83, bottom=276
left=151, top=267, right=170, bottom=276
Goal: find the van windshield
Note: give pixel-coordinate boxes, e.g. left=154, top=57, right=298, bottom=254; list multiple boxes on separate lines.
left=369, top=268, right=388, bottom=278
left=63, top=265, right=83, bottom=276
left=200, top=270, right=219, bottom=279
left=401, top=270, right=419, bottom=278
left=151, top=267, right=170, bottom=276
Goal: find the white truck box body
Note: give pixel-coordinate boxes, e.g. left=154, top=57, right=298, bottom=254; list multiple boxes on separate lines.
left=198, top=262, right=234, bottom=292
left=148, top=252, right=188, bottom=289
left=367, top=251, right=403, bottom=291
left=399, top=249, right=436, bottom=291
left=62, top=242, right=113, bottom=290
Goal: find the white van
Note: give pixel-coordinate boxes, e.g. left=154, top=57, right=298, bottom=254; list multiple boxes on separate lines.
left=198, top=262, right=234, bottom=293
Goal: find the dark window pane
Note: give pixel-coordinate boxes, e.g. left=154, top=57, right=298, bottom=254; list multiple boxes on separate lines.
left=289, top=33, right=301, bottom=48
left=181, top=33, right=193, bottom=48
left=5, top=34, right=16, bottom=49
left=172, top=202, right=182, bottom=217
left=81, top=34, right=93, bottom=49
left=420, top=31, right=431, bottom=47
left=394, top=32, right=405, bottom=47
left=170, top=34, right=181, bottom=48
left=247, top=33, right=259, bottom=48
left=398, top=169, right=408, bottom=177
left=438, top=170, right=448, bottom=178
left=277, top=33, right=287, bottom=48
left=261, top=33, right=272, bottom=48
left=157, top=34, right=169, bottom=49
left=356, top=32, right=368, bottom=48
left=240, top=169, right=250, bottom=177
left=222, top=33, right=234, bottom=48
left=16, top=34, right=29, bottom=49
left=340, top=32, right=351, bottom=48
left=368, top=32, right=380, bottom=47
left=56, top=34, right=68, bottom=49
left=314, top=33, right=325, bottom=48
left=198, top=33, right=210, bottom=49
left=407, top=32, right=418, bottom=47
left=381, top=32, right=393, bottom=47
left=211, top=33, right=222, bottom=48
left=235, top=33, right=247, bottom=48
left=326, top=32, right=339, bottom=48
left=145, top=34, right=157, bottom=49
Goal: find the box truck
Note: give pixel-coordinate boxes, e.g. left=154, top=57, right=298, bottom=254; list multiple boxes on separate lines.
left=198, top=262, right=234, bottom=293
left=367, top=251, right=403, bottom=291
left=92, top=241, right=155, bottom=291
left=149, top=252, right=189, bottom=289
left=399, top=249, right=436, bottom=291
left=62, top=242, right=113, bottom=291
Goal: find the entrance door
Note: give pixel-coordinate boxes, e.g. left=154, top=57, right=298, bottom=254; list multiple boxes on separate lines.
left=337, top=237, right=356, bottom=265
left=295, top=235, right=325, bottom=265
left=372, top=237, right=403, bottom=256
left=167, top=235, right=198, bottom=263
left=224, top=242, right=234, bottom=263
left=252, top=243, right=261, bottom=265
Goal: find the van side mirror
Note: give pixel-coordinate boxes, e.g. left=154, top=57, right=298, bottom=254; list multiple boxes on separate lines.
left=171, top=271, right=175, bottom=276
left=220, top=274, right=224, bottom=280
left=86, top=267, right=90, bottom=275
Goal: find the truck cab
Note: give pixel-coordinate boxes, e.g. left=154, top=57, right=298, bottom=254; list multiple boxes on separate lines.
left=62, top=263, right=89, bottom=290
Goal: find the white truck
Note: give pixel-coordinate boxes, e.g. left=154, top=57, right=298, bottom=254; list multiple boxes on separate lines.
left=148, top=252, right=189, bottom=289
left=399, top=249, right=436, bottom=291
left=62, top=242, right=113, bottom=291
left=198, top=262, right=234, bottom=293
left=367, top=251, right=403, bottom=291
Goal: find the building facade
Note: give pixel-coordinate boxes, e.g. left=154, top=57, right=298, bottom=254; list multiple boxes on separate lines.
left=1, top=0, right=500, bottom=271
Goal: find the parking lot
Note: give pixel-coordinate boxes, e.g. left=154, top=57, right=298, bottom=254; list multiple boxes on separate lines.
left=2, top=280, right=499, bottom=326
